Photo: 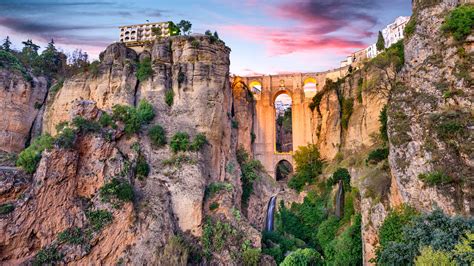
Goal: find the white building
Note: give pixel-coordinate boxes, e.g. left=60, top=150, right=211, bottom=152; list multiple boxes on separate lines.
left=382, top=16, right=410, bottom=48
left=365, top=43, right=377, bottom=59
left=119, top=22, right=175, bottom=46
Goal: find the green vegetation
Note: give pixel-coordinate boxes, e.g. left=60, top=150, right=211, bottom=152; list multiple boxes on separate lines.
left=288, top=144, right=323, bottom=192
left=418, top=171, right=453, bottom=186
left=242, top=247, right=261, bottom=266
left=231, top=119, right=239, bottom=129
left=0, top=203, right=14, bottom=214
left=58, top=227, right=85, bottom=245
left=404, top=17, right=417, bottom=38
left=236, top=147, right=263, bottom=207
left=209, top=202, right=219, bottom=211
left=205, top=182, right=233, bottom=199
left=189, top=133, right=207, bottom=151
left=86, top=209, right=113, bottom=231
left=341, top=97, right=354, bottom=129
left=177, top=20, right=192, bottom=35
left=375, top=208, right=473, bottom=265
left=191, top=39, right=200, bottom=48
left=379, top=105, right=388, bottom=142
left=366, top=148, right=389, bottom=164
left=72, top=116, right=101, bottom=134
left=162, top=153, right=196, bottom=167
left=165, top=89, right=174, bottom=106
left=136, top=155, right=149, bottom=180
left=280, top=248, right=322, bottom=266
left=136, top=57, right=153, bottom=82
left=54, top=126, right=76, bottom=149
left=357, top=78, right=363, bottom=103
left=202, top=218, right=239, bottom=258
left=372, top=40, right=405, bottom=71
left=378, top=205, right=418, bottom=248
left=148, top=124, right=167, bottom=148
left=16, top=134, right=54, bottom=173
left=32, top=246, right=63, bottom=266
left=441, top=5, right=474, bottom=41
left=170, top=132, right=190, bottom=152
left=415, top=246, right=455, bottom=266
left=112, top=100, right=155, bottom=135
left=99, top=178, right=134, bottom=204
left=376, top=31, right=385, bottom=51
left=99, top=112, right=114, bottom=128
left=327, top=167, right=351, bottom=189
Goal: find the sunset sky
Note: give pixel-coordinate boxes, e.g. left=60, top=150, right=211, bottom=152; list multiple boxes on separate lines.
left=0, top=0, right=411, bottom=75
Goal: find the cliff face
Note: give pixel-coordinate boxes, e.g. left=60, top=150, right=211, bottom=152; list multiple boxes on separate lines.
left=0, top=37, right=264, bottom=265
left=0, top=71, right=48, bottom=153
left=389, top=0, right=473, bottom=216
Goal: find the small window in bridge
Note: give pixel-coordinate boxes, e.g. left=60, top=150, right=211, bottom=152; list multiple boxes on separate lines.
left=275, top=93, right=292, bottom=153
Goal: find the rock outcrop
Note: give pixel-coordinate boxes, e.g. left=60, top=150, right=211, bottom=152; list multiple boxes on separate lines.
left=0, top=71, right=48, bottom=153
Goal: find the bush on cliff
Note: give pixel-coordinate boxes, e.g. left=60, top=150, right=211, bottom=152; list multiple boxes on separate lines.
left=135, top=154, right=149, bottom=180
left=189, top=133, right=207, bottom=151
left=32, top=246, right=63, bottom=266
left=112, top=99, right=155, bottom=135
left=280, top=248, right=322, bottom=266
left=170, top=132, right=190, bottom=152
left=366, top=148, right=389, bottom=164
left=418, top=171, right=453, bottom=186
left=375, top=208, right=473, bottom=265
left=99, top=178, right=134, bottom=205
left=16, top=134, right=54, bottom=173
left=136, top=57, right=153, bottom=81
left=236, top=147, right=263, bottom=207
left=442, top=5, right=474, bottom=41
left=288, top=144, right=324, bottom=192
left=148, top=124, right=167, bottom=148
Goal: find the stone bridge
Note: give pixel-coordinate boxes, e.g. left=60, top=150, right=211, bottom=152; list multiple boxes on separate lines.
left=239, top=67, right=349, bottom=178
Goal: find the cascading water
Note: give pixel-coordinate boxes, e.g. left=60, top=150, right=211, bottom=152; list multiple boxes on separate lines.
left=335, top=180, right=345, bottom=218
left=265, top=196, right=277, bottom=231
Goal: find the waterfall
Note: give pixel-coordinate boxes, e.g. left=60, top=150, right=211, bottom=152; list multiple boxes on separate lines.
left=335, top=180, right=345, bottom=218
left=265, top=196, right=277, bottom=231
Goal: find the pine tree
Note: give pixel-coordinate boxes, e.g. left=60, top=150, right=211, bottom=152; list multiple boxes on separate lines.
left=376, top=31, right=385, bottom=52
left=2, top=36, right=12, bottom=52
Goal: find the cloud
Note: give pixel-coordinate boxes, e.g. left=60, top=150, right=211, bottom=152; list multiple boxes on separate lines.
left=222, top=24, right=365, bottom=55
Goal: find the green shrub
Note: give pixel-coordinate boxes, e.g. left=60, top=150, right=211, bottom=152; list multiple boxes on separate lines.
left=16, top=134, right=54, bottom=173
left=170, top=132, right=190, bottom=153
left=86, top=209, right=113, bottom=231
left=99, top=112, right=114, bottom=128
left=189, top=133, right=207, bottom=151
left=288, top=144, right=323, bottom=192
left=148, top=124, right=166, bottom=148
left=378, top=205, right=418, bottom=247
left=136, top=155, right=149, bottom=180
left=280, top=248, right=322, bottom=266
left=341, top=97, right=354, bottom=130
left=165, top=89, right=174, bottom=107
left=418, top=171, right=453, bottom=186
left=242, top=248, right=261, bottom=266
left=441, top=5, right=474, bottom=41
left=32, top=246, right=63, bottom=266
left=72, top=116, right=101, bottom=134
left=191, top=39, right=200, bottom=48
left=136, top=99, right=155, bottom=123
left=436, top=121, right=464, bottom=139
left=367, top=148, right=389, bottom=164
left=209, top=202, right=219, bottom=211
left=99, top=178, right=134, bottom=203
left=327, top=168, right=351, bottom=188
left=317, top=216, right=339, bottom=252
left=54, top=127, right=76, bottom=149
left=415, top=246, right=455, bottom=266
left=231, top=119, right=239, bottom=129
left=328, top=214, right=362, bottom=265
left=452, top=233, right=474, bottom=264
left=112, top=100, right=154, bottom=135
left=379, top=105, right=388, bottom=142
left=202, top=218, right=239, bottom=258
left=162, top=154, right=196, bottom=167
left=205, top=182, right=233, bottom=199
left=250, top=132, right=256, bottom=143
left=136, top=57, right=153, bottom=81
left=357, top=78, right=363, bottom=103
left=58, top=227, right=85, bottom=245
left=236, top=147, right=263, bottom=207
left=404, top=17, right=417, bottom=38
left=0, top=203, right=14, bottom=214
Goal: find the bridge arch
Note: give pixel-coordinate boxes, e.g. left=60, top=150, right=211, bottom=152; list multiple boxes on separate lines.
left=275, top=159, right=293, bottom=181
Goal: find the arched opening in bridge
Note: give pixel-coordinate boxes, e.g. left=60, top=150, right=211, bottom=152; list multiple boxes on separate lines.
left=303, top=77, right=317, bottom=98
left=275, top=160, right=293, bottom=181
left=275, top=93, right=292, bottom=153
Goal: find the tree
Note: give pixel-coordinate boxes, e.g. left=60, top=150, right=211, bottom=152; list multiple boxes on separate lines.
left=2, top=36, right=12, bottom=52
left=376, top=31, right=385, bottom=52
left=177, top=20, right=192, bottom=35
left=213, top=31, right=220, bottom=40
left=205, top=30, right=212, bottom=36
left=41, top=39, right=64, bottom=77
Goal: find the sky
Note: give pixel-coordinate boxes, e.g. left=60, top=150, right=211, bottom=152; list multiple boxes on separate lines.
left=0, top=0, right=411, bottom=75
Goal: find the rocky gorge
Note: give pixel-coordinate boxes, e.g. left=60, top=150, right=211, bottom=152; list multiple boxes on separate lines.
left=0, top=0, right=473, bottom=265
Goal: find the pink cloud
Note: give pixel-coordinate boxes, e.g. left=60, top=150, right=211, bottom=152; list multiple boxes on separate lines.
left=222, top=24, right=366, bottom=55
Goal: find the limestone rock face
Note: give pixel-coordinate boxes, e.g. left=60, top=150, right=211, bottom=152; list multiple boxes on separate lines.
left=232, top=77, right=255, bottom=154
left=43, top=43, right=138, bottom=135
left=389, top=0, right=473, bottom=216
left=313, top=89, right=342, bottom=160
left=0, top=71, right=48, bottom=152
